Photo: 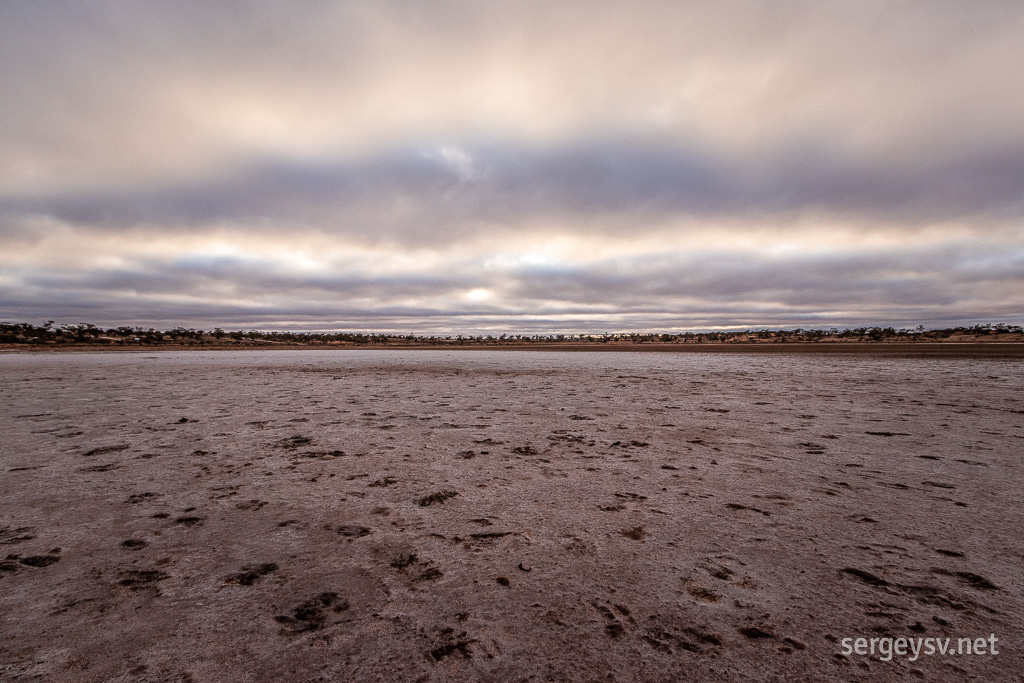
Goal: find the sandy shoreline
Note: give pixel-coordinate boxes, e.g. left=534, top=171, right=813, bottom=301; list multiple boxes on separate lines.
left=3, top=341, right=1024, bottom=359
left=2, top=350, right=1021, bottom=681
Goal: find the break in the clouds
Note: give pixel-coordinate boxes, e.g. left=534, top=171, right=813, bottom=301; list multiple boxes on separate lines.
left=2, top=1, right=1022, bottom=332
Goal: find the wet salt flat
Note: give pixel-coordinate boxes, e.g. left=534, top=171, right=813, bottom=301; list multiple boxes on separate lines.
left=1, top=350, right=1022, bottom=681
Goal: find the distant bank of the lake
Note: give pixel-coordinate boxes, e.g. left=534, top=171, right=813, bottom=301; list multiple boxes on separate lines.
left=3, top=341, right=1024, bottom=358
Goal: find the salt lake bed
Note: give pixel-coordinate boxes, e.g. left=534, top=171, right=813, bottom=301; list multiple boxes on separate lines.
left=1, top=350, right=1022, bottom=681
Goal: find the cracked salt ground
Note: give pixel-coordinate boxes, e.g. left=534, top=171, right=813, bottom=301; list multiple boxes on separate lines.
left=0, top=350, right=1021, bottom=681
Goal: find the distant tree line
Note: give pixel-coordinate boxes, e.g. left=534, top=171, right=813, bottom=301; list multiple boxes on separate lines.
left=1, top=321, right=1021, bottom=346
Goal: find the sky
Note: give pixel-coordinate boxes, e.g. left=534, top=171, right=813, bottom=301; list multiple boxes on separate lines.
left=1, top=1, right=1022, bottom=334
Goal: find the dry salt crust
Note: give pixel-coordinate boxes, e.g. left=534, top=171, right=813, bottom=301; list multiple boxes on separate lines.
left=1, top=350, right=1022, bottom=682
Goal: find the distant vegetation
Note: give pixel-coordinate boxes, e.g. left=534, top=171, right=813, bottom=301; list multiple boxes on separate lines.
left=1, top=321, right=1021, bottom=347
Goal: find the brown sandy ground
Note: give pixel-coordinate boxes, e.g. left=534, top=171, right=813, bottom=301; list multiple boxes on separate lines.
left=0, top=350, right=1022, bottom=681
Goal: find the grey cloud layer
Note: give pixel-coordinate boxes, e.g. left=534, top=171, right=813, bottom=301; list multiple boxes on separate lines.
left=5, top=137, right=1023, bottom=239
left=4, top=239, right=1020, bottom=332
left=1, top=1, right=1022, bottom=330
left=5, top=0, right=1023, bottom=191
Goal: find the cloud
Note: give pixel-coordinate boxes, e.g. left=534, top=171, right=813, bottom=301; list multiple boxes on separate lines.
left=4, top=1, right=1024, bottom=187
left=4, top=135, right=1023, bottom=242
left=1, top=1, right=1022, bottom=330
left=3, top=229, right=1020, bottom=332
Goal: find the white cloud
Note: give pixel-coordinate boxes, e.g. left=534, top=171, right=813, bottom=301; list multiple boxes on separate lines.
left=1, top=1, right=1022, bottom=330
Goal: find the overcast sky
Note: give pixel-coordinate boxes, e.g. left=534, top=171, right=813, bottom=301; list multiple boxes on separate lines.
left=2, top=1, right=1022, bottom=333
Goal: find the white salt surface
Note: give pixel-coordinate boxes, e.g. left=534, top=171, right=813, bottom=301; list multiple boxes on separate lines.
left=1, top=350, right=1022, bottom=681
